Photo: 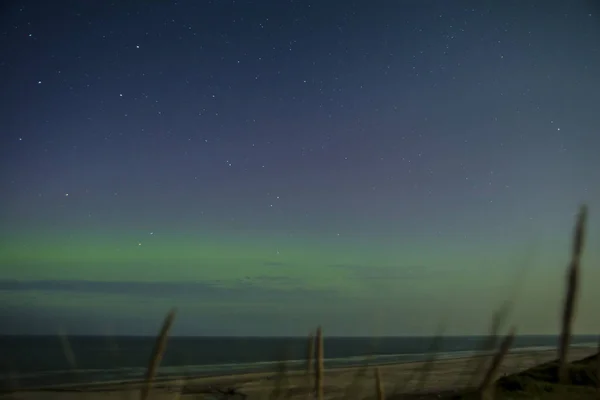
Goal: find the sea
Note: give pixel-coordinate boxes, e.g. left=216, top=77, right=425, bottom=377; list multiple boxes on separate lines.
left=0, top=335, right=597, bottom=390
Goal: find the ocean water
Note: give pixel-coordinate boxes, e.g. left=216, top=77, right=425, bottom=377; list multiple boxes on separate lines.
left=0, top=335, right=597, bottom=390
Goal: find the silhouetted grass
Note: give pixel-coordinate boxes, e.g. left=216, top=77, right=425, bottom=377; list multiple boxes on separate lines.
left=140, top=308, right=176, bottom=400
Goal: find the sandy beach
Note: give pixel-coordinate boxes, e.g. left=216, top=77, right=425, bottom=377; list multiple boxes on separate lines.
left=3, top=347, right=595, bottom=400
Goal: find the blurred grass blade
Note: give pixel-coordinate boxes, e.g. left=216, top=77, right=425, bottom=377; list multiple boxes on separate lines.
left=140, top=308, right=177, bottom=400
left=558, top=205, right=587, bottom=384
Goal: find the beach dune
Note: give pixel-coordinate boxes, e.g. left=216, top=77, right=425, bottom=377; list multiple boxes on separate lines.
left=3, top=347, right=595, bottom=400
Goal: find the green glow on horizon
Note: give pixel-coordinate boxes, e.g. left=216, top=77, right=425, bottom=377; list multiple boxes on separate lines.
left=1, top=227, right=599, bottom=335
left=1, top=228, right=592, bottom=280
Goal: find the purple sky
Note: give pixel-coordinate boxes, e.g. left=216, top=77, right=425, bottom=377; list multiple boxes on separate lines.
left=1, top=0, right=599, bottom=336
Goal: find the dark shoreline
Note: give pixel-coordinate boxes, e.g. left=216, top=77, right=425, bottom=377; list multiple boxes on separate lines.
left=2, top=348, right=580, bottom=394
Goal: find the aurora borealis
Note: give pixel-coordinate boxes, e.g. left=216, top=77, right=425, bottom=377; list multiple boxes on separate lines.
left=1, top=0, right=599, bottom=336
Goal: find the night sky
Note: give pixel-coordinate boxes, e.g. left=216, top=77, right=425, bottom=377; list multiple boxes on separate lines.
left=1, top=0, right=599, bottom=336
